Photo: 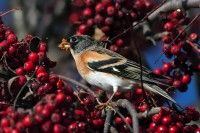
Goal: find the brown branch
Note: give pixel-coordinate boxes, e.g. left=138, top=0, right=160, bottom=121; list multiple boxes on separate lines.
left=57, top=75, right=96, bottom=97
left=111, top=99, right=139, bottom=133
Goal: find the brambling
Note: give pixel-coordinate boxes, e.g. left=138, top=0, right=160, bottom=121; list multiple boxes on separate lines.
left=59, top=35, right=180, bottom=108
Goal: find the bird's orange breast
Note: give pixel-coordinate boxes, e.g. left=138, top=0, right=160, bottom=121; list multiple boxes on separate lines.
left=73, top=51, right=112, bottom=78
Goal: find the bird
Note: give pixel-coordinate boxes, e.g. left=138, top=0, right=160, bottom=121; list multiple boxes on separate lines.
left=58, top=35, right=181, bottom=108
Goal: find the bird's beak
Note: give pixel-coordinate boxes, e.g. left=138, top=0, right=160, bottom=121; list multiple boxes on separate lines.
left=58, top=38, right=71, bottom=52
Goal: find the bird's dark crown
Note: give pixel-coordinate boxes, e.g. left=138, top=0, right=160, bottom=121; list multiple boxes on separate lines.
left=67, top=35, right=96, bottom=54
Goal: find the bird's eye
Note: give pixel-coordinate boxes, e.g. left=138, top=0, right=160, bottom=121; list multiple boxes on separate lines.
left=69, top=37, right=78, bottom=43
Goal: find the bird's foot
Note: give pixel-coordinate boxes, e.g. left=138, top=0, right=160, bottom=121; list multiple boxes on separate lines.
left=95, top=98, right=116, bottom=113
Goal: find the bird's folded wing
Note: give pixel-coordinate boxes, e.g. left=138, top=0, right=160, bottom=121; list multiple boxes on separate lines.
left=87, top=48, right=169, bottom=86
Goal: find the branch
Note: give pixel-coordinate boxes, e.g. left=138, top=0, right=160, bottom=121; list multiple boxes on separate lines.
left=110, top=126, right=119, bottom=133
left=137, top=107, right=162, bottom=119
left=148, top=0, right=200, bottom=22
left=103, top=109, right=113, bottom=133
left=111, top=99, right=139, bottom=133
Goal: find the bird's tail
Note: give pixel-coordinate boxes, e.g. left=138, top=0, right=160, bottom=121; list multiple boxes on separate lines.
left=143, top=84, right=183, bottom=109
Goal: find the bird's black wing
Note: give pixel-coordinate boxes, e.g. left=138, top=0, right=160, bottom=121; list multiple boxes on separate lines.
left=88, top=47, right=166, bottom=85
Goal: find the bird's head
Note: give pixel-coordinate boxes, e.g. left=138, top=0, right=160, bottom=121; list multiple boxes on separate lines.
left=58, top=35, right=96, bottom=55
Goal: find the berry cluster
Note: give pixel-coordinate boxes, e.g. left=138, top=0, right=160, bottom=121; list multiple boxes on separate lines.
left=148, top=106, right=200, bottom=133
left=70, top=0, right=154, bottom=51
left=153, top=9, right=200, bottom=92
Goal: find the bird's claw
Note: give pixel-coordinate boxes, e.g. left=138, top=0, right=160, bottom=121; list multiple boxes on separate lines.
left=95, top=98, right=116, bottom=114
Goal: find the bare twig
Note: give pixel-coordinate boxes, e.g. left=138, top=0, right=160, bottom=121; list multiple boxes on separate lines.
left=111, top=99, right=139, bottom=133
left=57, top=75, right=96, bottom=97
left=103, top=109, right=113, bottom=133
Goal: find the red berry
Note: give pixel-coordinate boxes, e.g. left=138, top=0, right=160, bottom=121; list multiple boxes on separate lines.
left=169, top=125, right=179, bottom=133
left=152, top=114, right=162, bottom=124
left=54, top=124, right=65, bottom=133
left=41, top=108, right=51, bottom=118
left=95, top=3, right=105, bottom=13
left=17, top=76, right=27, bottom=87
left=157, top=125, right=168, bottom=133
left=109, top=45, right=118, bottom=51
left=36, top=66, right=46, bottom=75
left=35, top=104, right=43, bottom=113
left=102, top=0, right=112, bottom=7
left=78, top=122, right=86, bottom=131
left=51, top=113, right=62, bottom=123
left=189, top=33, right=199, bottom=43
left=0, top=40, right=9, bottom=50
left=68, top=123, right=78, bottom=133
left=182, top=74, right=191, bottom=84
left=173, top=80, right=182, bottom=89
left=1, top=118, right=10, bottom=127
left=78, top=24, right=87, bottom=34
left=149, top=122, right=157, bottom=131
left=25, top=34, right=33, bottom=43
left=55, top=93, right=65, bottom=103
left=36, top=72, right=49, bottom=82
left=7, top=33, right=18, bottom=44
left=28, top=52, right=39, bottom=62
left=8, top=46, right=16, bottom=55
left=41, top=121, right=53, bottom=133
left=5, top=29, right=13, bottom=38
left=162, top=116, right=172, bottom=125
left=83, top=8, right=93, bottom=17
left=15, top=67, right=25, bottom=76
left=125, top=116, right=132, bottom=124
left=101, top=26, right=110, bottom=33
left=154, top=68, right=164, bottom=75
left=162, top=62, right=172, bottom=73
left=170, top=45, right=180, bottom=55
left=34, top=114, right=44, bottom=124
left=74, top=109, right=85, bottom=120
left=105, top=17, right=113, bottom=25
left=164, top=22, right=174, bottom=31
left=85, top=0, right=94, bottom=7
left=171, top=9, right=184, bottom=19
left=23, top=115, right=34, bottom=127
left=39, top=42, right=48, bottom=52
left=115, top=116, right=123, bottom=125
left=86, top=18, right=94, bottom=27
left=23, top=61, right=35, bottom=72
left=15, top=122, right=25, bottom=133
left=94, top=14, right=104, bottom=25
left=134, top=0, right=146, bottom=10
left=38, top=52, right=46, bottom=61
left=162, top=35, right=172, bottom=44
left=116, top=38, right=123, bottom=47
left=49, top=74, right=59, bottom=85
left=107, top=6, right=115, bottom=16
left=195, top=128, right=200, bottom=133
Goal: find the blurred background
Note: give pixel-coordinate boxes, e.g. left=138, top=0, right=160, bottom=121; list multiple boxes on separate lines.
left=0, top=0, right=200, bottom=111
